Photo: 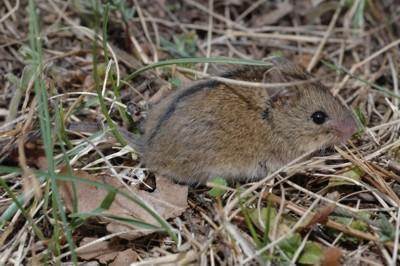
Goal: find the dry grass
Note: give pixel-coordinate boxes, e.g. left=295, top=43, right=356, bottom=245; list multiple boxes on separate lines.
left=1, top=0, right=400, bottom=265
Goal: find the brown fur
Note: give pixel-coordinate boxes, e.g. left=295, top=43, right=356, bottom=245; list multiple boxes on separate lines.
left=139, top=57, right=357, bottom=184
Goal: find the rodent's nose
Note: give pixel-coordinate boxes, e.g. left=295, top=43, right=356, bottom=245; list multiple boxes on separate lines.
left=332, top=115, right=358, bottom=141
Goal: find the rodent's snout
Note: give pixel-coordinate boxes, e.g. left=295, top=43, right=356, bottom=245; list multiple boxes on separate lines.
left=331, top=115, right=358, bottom=142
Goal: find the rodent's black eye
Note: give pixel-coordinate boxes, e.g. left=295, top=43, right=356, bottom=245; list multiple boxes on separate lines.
left=311, top=111, right=328, bottom=125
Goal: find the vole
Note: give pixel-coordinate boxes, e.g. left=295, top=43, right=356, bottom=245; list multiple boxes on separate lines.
left=135, top=57, right=357, bottom=184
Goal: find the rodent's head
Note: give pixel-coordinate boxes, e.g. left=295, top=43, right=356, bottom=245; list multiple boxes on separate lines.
left=262, top=60, right=357, bottom=154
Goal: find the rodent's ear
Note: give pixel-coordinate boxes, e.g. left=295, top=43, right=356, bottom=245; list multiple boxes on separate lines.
left=268, top=88, right=300, bottom=108
left=261, top=60, right=303, bottom=108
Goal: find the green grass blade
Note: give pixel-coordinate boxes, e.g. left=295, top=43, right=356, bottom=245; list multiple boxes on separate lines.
left=124, top=57, right=274, bottom=82
left=28, top=0, right=77, bottom=262
left=70, top=212, right=161, bottom=230
left=0, top=177, right=46, bottom=239
left=99, top=190, right=117, bottom=210
left=91, top=1, right=127, bottom=147
left=322, top=60, right=400, bottom=99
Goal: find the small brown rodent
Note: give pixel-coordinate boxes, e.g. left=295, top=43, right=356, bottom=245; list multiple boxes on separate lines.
left=137, top=57, right=357, bottom=184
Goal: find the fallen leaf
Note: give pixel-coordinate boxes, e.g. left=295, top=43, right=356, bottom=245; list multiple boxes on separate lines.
left=77, top=237, right=119, bottom=263
left=249, top=207, right=276, bottom=232
left=330, top=212, right=370, bottom=244
left=328, top=167, right=364, bottom=187
left=377, top=213, right=396, bottom=242
left=110, top=249, right=138, bottom=266
left=322, top=247, right=342, bottom=266
left=300, top=203, right=336, bottom=231
left=59, top=170, right=188, bottom=239
left=279, top=233, right=301, bottom=258
left=107, top=176, right=188, bottom=239
left=60, top=262, right=99, bottom=266
left=298, top=241, right=324, bottom=265
left=207, top=177, right=228, bottom=198
left=279, top=234, right=325, bottom=264
left=59, top=170, right=114, bottom=214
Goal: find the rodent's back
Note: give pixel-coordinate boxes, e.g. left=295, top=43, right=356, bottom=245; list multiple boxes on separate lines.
left=143, top=61, right=282, bottom=146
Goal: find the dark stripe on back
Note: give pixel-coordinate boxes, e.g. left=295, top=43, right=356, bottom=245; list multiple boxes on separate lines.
left=145, top=62, right=303, bottom=143
left=147, top=79, right=220, bottom=143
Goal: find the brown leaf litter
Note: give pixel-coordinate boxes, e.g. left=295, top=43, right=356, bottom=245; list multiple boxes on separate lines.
left=59, top=170, right=188, bottom=240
